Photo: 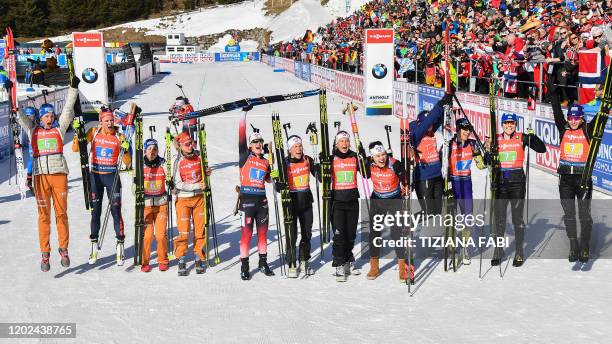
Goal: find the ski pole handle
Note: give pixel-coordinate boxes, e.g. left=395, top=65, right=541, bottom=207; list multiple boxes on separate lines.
left=149, top=125, right=156, bottom=139
left=283, top=123, right=291, bottom=140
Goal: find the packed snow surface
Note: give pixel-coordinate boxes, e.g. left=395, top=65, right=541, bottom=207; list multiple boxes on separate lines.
left=1, top=62, right=611, bottom=343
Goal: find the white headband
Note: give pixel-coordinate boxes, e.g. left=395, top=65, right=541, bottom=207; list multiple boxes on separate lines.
left=335, top=131, right=350, bottom=142
left=369, top=144, right=386, bottom=156
left=287, top=136, right=302, bottom=149
left=249, top=132, right=263, bottom=143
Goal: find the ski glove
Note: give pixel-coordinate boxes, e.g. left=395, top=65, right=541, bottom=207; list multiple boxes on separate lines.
left=270, top=169, right=279, bottom=180
left=3, top=79, right=13, bottom=90
left=527, top=128, right=535, bottom=136
left=72, top=119, right=81, bottom=129
left=121, top=140, right=130, bottom=151
left=274, top=181, right=288, bottom=192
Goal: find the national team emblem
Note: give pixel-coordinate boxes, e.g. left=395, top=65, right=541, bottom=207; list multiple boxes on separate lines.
left=82, top=68, right=98, bottom=83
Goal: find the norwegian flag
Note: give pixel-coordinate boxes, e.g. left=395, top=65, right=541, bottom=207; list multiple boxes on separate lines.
left=578, top=50, right=606, bottom=104
left=504, top=63, right=518, bottom=95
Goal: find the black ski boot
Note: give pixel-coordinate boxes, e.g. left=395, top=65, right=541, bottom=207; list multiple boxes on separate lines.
left=258, top=254, right=275, bottom=276
left=491, top=247, right=502, bottom=266
left=195, top=259, right=206, bottom=274
left=568, top=238, right=579, bottom=262
left=579, top=239, right=590, bottom=263
left=41, top=252, right=50, bottom=272
left=177, top=258, right=188, bottom=276
left=512, top=245, right=524, bottom=267
left=240, top=258, right=250, bottom=280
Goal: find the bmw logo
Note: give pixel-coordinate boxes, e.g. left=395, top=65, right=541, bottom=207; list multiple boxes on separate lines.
left=82, top=68, right=98, bottom=83
left=372, top=63, right=387, bottom=79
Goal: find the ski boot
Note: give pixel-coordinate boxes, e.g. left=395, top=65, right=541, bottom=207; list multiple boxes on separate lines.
left=141, top=265, right=151, bottom=273
left=344, top=261, right=360, bottom=276
left=240, top=258, right=250, bottom=280
left=177, top=258, right=188, bottom=276
left=301, top=260, right=314, bottom=276
left=366, top=258, right=380, bottom=280
left=88, top=240, right=98, bottom=265
left=195, top=258, right=206, bottom=274
left=258, top=254, right=275, bottom=276
left=568, top=238, right=579, bottom=262
left=159, top=263, right=169, bottom=272
left=116, top=241, right=125, bottom=266
left=58, top=248, right=70, bottom=267
left=491, top=247, right=503, bottom=266
left=512, top=247, right=524, bottom=267
left=335, top=265, right=347, bottom=282
left=288, top=261, right=299, bottom=278
left=41, top=252, right=50, bottom=272
left=462, top=247, right=471, bottom=265
left=579, top=240, right=590, bottom=263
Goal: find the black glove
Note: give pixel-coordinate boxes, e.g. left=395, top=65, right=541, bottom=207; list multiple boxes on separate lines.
left=274, top=181, right=287, bottom=192
left=70, top=75, right=80, bottom=89
left=3, top=79, right=13, bottom=90
left=358, top=143, right=367, bottom=158
left=319, top=152, right=328, bottom=162
left=263, top=143, right=270, bottom=155
left=242, top=105, right=254, bottom=112
left=483, top=152, right=493, bottom=166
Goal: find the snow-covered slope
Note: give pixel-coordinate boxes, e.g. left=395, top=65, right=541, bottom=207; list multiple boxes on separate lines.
left=32, top=0, right=369, bottom=47
left=267, top=0, right=333, bottom=43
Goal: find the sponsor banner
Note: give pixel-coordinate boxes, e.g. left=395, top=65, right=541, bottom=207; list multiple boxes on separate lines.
left=364, top=29, right=394, bottom=115
left=301, top=62, right=311, bottom=82
left=275, top=57, right=295, bottom=74
left=17, top=54, right=68, bottom=68
left=0, top=101, right=9, bottom=160
left=534, top=117, right=560, bottom=172
left=310, top=64, right=335, bottom=90
left=72, top=32, right=108, bottom=113
left=405, top=91, right=417, bottom=121
left=393, top=88, right=403, bottom=118
left=225, top=44, right=240, bottom=52
left=167, top=53, right=214, bottom=63
left=585, top=112, right=612, bottom=193
left=294, top=61, right=301, bottom=79
left=334, top=70, right=364, bottom=103
left=418, top=85, right=444, bottom=113
left=214, top=52, right=259, bottom=62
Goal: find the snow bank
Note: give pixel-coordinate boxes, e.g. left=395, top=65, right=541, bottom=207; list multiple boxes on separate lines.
left=268, top=0, right=334, bottom=43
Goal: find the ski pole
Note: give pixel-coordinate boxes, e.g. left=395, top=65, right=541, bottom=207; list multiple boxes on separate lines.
left=334, top=121, right=341, bottom=134
left=267, top=142, right=286, bottom=276
left=282, top=122, right=291, bottom=140
left=175, top=83, right=188, bottom=100
left=149, top=125, right=156, bottom=139
left=250, top=123, right=260, bottom=133
left=384, top=125, right=392, bottom=153
left=98, top=148, right=126, bottom=251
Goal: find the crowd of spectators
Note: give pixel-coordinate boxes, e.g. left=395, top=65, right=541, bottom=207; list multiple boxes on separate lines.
left=264, top=0, right=612, bottom=104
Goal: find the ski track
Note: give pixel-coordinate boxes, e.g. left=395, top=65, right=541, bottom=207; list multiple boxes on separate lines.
left=1, top=62, right=611, bottom=343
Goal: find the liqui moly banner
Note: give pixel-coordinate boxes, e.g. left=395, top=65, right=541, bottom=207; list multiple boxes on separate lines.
left=72, top=32, right=109, bottom=113
left=364, top=29, right=394, bottom=115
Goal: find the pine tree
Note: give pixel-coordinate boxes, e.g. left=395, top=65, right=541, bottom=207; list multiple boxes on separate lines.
left=13, top=0, right=47, bottom=37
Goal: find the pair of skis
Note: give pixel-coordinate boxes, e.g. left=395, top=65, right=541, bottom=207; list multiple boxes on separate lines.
left=197, top=121, right=221, bottom=266
left=4, top=27, right=27, bottom=199
left=270, top=112, right=295, bottom=275
left=67, top=53, right=92, bottom=211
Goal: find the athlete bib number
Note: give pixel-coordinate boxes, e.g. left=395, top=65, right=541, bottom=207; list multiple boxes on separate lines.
left=37, top=138, right=58, bottom=151
left=292, top=175, right=308, bottom=188
left=335, top=171, right=355, bottom=183
left=498, top=151, right=517, bottom=162
left=455, top=160, right=472, bottom=171
left=96, top=147, right=115, bottom=158
left=564, top=143, right=583, bottom=157
left=249, top=168, right=266, bottom=181
left=144, top=180, right=163, bottom=193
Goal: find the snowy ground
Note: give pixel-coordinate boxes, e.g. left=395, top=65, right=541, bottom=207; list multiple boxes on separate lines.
left=1, top=62, right=612, bottom=343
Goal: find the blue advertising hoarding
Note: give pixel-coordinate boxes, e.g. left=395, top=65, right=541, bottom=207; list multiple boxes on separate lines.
left=417, top=85, right=444, bottom=113
left=214, top=52, right=260, bottom=62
